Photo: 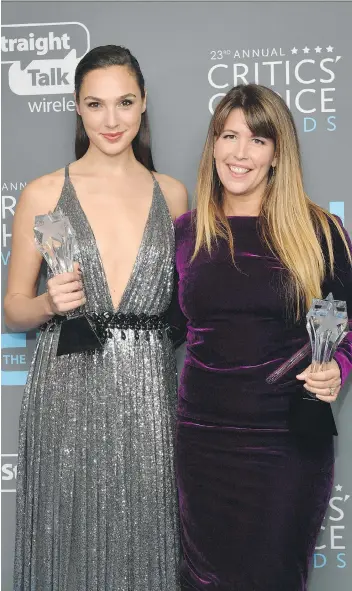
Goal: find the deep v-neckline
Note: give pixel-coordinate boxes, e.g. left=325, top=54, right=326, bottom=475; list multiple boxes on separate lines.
left=65, top=168, right=157, bottom=312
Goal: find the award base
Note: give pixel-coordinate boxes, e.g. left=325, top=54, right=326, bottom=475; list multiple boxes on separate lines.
left=289, top=394, right=338, bottom=437
left=56, top=314, right=104, bottom=356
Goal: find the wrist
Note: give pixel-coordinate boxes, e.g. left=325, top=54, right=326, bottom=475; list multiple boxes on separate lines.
left=42, top=293, right=55, bottom=318
left=333, top=353, right=346, bottom=387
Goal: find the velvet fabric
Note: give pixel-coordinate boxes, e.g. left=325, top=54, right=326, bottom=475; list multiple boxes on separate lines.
left=172, top=212, right=352, bottom=591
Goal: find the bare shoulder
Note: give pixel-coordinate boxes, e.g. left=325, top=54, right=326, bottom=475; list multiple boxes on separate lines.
left=154, top=172, right=187, bottom=200
left=17, top=167, right=66, bottom=214
left=154, top=172, right=189, bottom=220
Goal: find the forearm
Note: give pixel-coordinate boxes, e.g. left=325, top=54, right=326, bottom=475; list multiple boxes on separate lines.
left=166, top=269, right=188, bottom=349
left=321, top=218, right=352, bottom=388
left=334, top=322, right=352, bottom=386
left=4, top=292, right=54, bottom=332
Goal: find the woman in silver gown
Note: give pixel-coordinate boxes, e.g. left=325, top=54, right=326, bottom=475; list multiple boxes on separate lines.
left=5, top=45, right=187, bottom=590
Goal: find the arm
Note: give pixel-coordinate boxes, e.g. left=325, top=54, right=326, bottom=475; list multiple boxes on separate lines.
left=4, top=175, right=85, bottom=332
left=153, top=173, right=189, bottom=220
left=166, top=212, right=192, bottom=349
left=297, top=217, right=352, bottom=399
left=326, top=219, right=352, bottom=386
left=167, top=266, right=188, bottom=349
left=335, top=332, right=352, bottom=387
left=154, top=176, right=189, bottom=345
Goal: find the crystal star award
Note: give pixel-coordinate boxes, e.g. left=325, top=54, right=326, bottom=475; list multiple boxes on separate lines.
left=34, top=210, right=103, bottom=356
left=266, top=293, right=348, bottom=436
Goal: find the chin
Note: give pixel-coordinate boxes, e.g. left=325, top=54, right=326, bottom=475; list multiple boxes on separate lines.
left=97, top=141, right=129, bottom=157
left=223, top=182, right=252, bottom=196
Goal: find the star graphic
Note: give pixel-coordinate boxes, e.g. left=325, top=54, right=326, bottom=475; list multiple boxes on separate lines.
left=315, top=46, right=322, bottom=53
left=335, top=484, right=343, bottom=491
left=314, top=314, right=344, bottom=337
left=34, top=212, right=66, bottom=247
left=291, top=47, right=298, bottom=54
left=302, top=47, right=310, bottom=54
left=327, top=45, right=334, bottom=52
left=33, top=211, right=75, bottom=274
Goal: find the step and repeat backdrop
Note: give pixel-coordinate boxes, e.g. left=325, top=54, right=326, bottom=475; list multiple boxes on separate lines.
left=2, top=1, right=352, bottom=589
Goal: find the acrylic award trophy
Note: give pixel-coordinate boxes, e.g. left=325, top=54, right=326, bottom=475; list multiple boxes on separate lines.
left=34, top=210, right=103, bottom=356
left=267, top=293, right=348, bottom=437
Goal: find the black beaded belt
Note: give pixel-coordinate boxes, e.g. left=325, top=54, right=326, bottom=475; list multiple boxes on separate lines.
left=40, top=311, right=171, bottom=343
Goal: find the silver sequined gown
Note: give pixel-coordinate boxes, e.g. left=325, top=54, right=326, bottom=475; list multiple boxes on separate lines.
left=14, top=166, right=180, bottom=591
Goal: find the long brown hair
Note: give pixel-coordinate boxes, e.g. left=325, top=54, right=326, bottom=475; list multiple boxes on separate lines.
left=193, top=84, right=351, bottom=319
left=74, top=45, right=155, bottom=170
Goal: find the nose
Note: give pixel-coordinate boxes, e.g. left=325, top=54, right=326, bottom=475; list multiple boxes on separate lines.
left=233, top=138, right=249, bottom=160
left=104, top=106, right=119, bottom=129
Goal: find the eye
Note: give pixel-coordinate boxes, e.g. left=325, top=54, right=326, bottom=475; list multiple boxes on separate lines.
left=120, top=99, right=134, bottom=107
left=87, top=102, right=100, bottom=109
left=223, top=134, right=236, bottom=140
left=252, top=138, right=265, bottom=145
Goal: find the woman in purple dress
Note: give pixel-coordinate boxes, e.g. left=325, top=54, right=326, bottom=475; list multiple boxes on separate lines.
left=173, top=84, right=352, bottom=590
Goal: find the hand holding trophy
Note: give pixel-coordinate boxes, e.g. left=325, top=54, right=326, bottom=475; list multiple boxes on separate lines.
left=47, top=262, right=85, bottom=317
left=34, top=210, right=103, bottom=356
left=267, top=293, right=348, bottom=436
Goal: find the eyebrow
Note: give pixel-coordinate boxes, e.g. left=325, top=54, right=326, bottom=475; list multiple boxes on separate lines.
left=83, top=93, right=137, bottom=101
left=222, top=128, right=266, bottom=138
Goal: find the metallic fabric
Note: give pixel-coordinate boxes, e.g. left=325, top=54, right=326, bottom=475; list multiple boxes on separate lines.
left=14, top=166, right=180, bottom=590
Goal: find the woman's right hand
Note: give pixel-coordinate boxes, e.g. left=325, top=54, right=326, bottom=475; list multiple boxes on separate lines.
left=47, top=262, right=86, bottom=315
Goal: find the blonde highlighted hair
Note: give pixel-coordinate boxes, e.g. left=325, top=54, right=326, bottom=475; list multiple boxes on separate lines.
left=193, top=84, right=351, bottom=320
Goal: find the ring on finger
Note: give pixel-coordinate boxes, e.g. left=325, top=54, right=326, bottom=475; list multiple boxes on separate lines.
left=329, top=386, right=336, bottom=397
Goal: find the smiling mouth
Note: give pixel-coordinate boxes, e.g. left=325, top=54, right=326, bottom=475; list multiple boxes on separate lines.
left=102, top=132, right=125, bottom=140
left=228, top=165, right=251, bottom=175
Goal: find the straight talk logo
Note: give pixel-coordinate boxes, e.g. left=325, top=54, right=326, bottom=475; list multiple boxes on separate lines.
left=1, top=22, right=90, bottom=112
left=27, top=95, right=76, bottom=114
left=1, top=30, right=71, bottom=56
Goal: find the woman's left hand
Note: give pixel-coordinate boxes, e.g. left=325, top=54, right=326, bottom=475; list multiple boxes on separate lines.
left=296, top=359, right=341, bottom=402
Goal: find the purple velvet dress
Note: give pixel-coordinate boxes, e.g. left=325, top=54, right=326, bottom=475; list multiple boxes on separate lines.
left=173, top=211, right=352, bottom=591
